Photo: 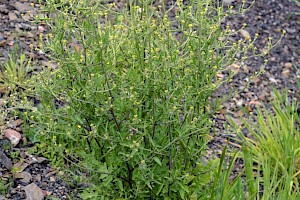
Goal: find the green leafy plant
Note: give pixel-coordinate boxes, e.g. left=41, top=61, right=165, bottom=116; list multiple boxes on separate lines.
left=22, top=0, right=273, bottom=198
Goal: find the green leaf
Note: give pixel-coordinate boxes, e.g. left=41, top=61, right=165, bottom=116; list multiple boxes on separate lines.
left=154, top=157, right=162, bottom=166
left=117, top=180, right=123, bottom=191
left=146, top=180, right=152, bottom=189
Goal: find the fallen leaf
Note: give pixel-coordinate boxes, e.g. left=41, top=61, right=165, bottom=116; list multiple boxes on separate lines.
left=3, top=129, right=22, bottom=146
left=24, top=183, right=44, bottom=200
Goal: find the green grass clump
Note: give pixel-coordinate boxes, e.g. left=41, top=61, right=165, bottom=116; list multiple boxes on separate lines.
left=229, top=91, right=300, bottom=199
left=0, top=51, right=34, bottom=94
left=21, top=0, right=270, bottom=198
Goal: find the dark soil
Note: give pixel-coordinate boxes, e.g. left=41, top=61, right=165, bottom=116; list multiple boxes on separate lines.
left=0, top=0, right=299, bottom=199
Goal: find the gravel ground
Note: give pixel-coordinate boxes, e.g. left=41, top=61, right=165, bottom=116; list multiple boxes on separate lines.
left=0, top=0, right=299, bottom=199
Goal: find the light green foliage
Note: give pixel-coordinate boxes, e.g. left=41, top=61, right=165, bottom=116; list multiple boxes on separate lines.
left=211, top=145, right=300, bottom=200
left=23, top=0, right=266, bottom=198
left=0, top=50, right=34, bottom=94
left=0, top=177, right=13, bottom=195
left=231, top=90, right=300, bottom=199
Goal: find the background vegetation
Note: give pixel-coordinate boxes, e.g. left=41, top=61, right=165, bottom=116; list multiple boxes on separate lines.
left=0, top=0, right=298, bottom=199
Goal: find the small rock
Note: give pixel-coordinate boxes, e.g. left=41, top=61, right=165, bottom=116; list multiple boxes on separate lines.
left=226, top=116, right=243, bottom=126
left=3, top=129, right=22, bottom=146
left=269, top=77, right=277, bottom=83
left=14, top=162, right=29, bottom=173
left=0, top=98, right=6, bottom=106
left=38, top=26, right=46, bottom=32
left=8, top=119, right=24, bottom=129
left=27, top=154, right=38, bottom=164
left=23, top=183, right=45, bottom=200
left=45, top=170, right=56, bottom=177
left=57, top=171, right=64, bottom=176
left=236, top=99, right=243, bottom=107
left=0, top=150, right=12, bottom=170
left=44, top=190, right=52, bottom=196
left=236, top=110, right=244, bottom=117
left=282, top=69, right=290, bottom=78
left=14, top=2, right=33, bottom=12
left=230, top=63, right=240, bottom=71
left=23, top=13, right=33, bottom=21
left=27, top=32, right=35, bottom=38
left=223, top=0, right=235, bottom=4
left=258, top=94, right=266, bottom=101
left=8, top=12, right=18, bottom=21
left=21, top=172, right=32, bottom=184
left=249, top=100, right=261, bottom=106
left=0, top=5, right=8, bottom=14
left=285, top=27, right=296, bottom=34
left=219, top=109, right=226, bottom=115
left=15, top=171, right=32, bottom=184
left=252, top=77, right=260, bottom=84
left=243, top=65, right=250, bottom=73
left=7, top=41, right=14, bottom=46
left=18, top=23, right=33, bottom=31
left=240, top=29, right=251, bottom=39
left=245, top=92, right=254, bottom=98
left=49, top=176, right=56, bottom=182
left=41, top=61, right=57, bottom=69
left=10, top=188, right=17, bottom=194
left=37, top=157, right=48, bottom=163
left=0, top=40, right=6, bottom=47
left=217, top=73, right=224, bottom=79
left=284, top=62, right=293, bottom=69
left=35, top=174, right=41, bottom=182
